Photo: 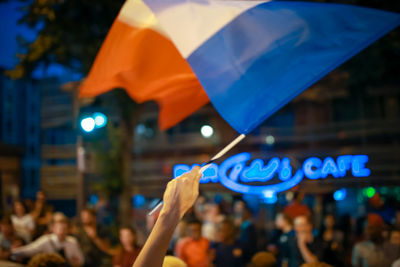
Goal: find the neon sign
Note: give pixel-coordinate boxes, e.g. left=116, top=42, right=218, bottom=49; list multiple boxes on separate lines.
left=173, top=153, right=370, bottom=198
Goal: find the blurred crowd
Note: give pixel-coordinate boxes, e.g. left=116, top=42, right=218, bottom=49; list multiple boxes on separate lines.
left=0, top=191, right=140, bottom=267
left=0, top=190, right=399, bottom=267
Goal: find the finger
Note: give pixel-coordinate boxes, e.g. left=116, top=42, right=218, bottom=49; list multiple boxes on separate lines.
left=176, top=171, right=187, bottom=180
left=191, top=166, right=201, bottom=183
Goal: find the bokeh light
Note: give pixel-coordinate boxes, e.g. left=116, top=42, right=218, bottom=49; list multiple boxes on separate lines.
left=334, top=188, right=347, bottom=201
left=81, top=117, right=95, bottom=132
left=201, top=125, right=214, bottom=138
left=265, top=135, right=275, bottom=145
left=93, top=112, right=107, bottom=128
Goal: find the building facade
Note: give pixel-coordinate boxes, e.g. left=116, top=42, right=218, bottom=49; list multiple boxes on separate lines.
left=0, top=70, right=41, bottom=211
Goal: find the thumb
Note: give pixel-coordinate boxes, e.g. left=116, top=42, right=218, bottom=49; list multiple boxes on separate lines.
left=191, top=166, right=201, bottom=183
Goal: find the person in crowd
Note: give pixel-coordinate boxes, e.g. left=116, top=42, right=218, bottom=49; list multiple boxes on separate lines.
left=163, top=255, right=187, bottom=267
left=287, top=215, right=325, bottom=267
left=273, top=213, right=295, bottom=266
left=336, top=214, right=353, bottom=255
left=300, top=263, right=333, bottom=267
left=284, top=192, right=311, bottom=220
left=194, top=195, right=207, bottom=222
left=69, top=217, right=80, bottom=237
left=367, top=194, right=396, bottom=224
left=75, top=207, right=112, bottom=267
left=382, top=227, right=400, bottom=266
left=31, top=191, right=53, bottom=239
left=175, top=218, right=210, bottom=267
left=248, top=251, right=277, bottom=267
left=95, top=196, right=114, bottom=228
left=27, top=253, right=66, bottom=267
left=202, top=203, right=225, bottom=242
left=211, top=218, right=244, bottom=267
left=11, top=200, right=35, bottom=243
left=169, top=220, right=187, bottom=254
left=23, top=199, right=34, bottom=213
left=352, top=225, right=393, bottom=267
left=11, top=212, right=84, bottom=267
left=233, top=200, right=245, bottom=227
left=389, top=227, right=400, bottom=246
left=394, top=210, right=400, bottom=227
left=319, top=214, right=344, bottom=266
left=0, top=216, right=24, bottom=260
left=112, top=226, right=142, bottom=267
left=239, top=206, right=258, bottom=262
left=393, top=259, right=400, bottom=267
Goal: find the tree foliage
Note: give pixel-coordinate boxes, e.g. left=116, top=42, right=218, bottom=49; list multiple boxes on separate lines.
left=91, top=122, right=124, bottom=197
left=7, top=0, right=123, bottom=78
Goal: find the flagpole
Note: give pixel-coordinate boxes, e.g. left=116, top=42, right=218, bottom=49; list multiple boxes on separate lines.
left=148, top=134, right=246, bottom=216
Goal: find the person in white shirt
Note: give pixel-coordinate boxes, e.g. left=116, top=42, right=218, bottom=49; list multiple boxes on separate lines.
left=11, top=212, right=84, bottom=267
left=202, top=203, right=225, bottom=242
left=11, top=200, right=35, bottom=243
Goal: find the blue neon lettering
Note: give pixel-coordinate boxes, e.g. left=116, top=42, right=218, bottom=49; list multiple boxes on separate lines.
left=279, top=158, right=292, bottom=181
left=218, top=154, right=304, bottom=195
left=303, top=157, right=322, bottom=179
left=321, top=157, right=340, bottom=178
left=351, top=155, right=370, bottom=177
left=241, top=158, right=279, bottom=182
left=173, top=164, right=190, bottom=178
left=337, top=155, right=352, bottom=177
left=201, top=163, right=219, bottom=183
left=173, top=154, right=370, bottom=196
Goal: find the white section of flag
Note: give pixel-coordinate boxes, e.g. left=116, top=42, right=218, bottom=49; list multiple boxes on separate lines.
left=119, top=0, right=168, bottom=36
left=153, top=0, right=266, bottom=58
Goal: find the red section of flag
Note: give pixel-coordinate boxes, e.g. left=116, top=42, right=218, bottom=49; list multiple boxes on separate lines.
left=79, top=18, right=209, bottom=130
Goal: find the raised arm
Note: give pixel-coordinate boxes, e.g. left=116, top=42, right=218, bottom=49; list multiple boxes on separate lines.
left=133, top=167, right=201, bottom=267
left=11, top=235, right=47, bottom=257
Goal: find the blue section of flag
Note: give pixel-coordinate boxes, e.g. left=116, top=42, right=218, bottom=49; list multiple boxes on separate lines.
left=187, top=2, right=400, bottom=133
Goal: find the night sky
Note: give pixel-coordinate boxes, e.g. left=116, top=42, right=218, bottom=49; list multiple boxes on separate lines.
left=0, top=0, right=36, bottom=69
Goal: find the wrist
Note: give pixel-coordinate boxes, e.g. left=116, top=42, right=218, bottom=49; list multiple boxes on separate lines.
left=159, top=207, right=180, bottom=227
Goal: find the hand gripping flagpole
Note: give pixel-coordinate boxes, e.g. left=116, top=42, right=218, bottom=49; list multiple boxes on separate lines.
left=148, top=134, right=246, bottom=216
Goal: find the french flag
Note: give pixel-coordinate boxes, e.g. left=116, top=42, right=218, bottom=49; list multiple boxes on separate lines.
left=81, top=0, right=400, bottom=133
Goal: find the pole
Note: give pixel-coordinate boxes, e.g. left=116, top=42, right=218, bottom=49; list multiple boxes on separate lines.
left=77, top=135, right=85, bottom=213
left=71, top=83, right=85, bottom=214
